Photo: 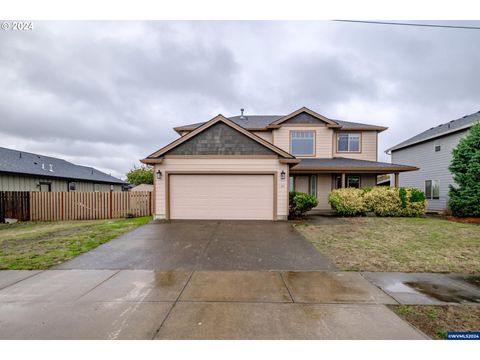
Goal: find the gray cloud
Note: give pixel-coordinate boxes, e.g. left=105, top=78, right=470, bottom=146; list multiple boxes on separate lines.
left=1, top=20, right=479, bottom=178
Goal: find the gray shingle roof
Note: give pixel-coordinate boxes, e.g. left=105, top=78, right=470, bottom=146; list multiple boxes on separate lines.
left=387, top=111, right=480, bottom=152
left=175, top=115, right=386, bottom=131
left=0, top=147, right=126, bottom=184
left=291, top=157, right=418, bottom=172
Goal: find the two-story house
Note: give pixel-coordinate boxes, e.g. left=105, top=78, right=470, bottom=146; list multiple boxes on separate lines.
left=142, top=107, right=417, bottom=220
left=386, top=111, right=480, bottom=212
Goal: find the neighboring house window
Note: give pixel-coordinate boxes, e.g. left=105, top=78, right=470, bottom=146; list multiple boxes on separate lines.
left=290, top=130, right=315, bottom=156
left=289, top=176, right=295, bottom=192
left=337, top=133, right=361, bottom=152
left=347, top=175, right=360, bottom=188
left=434, top=144, right=441, bottom=152
left=425, top=180, right=440, bottom=200
left=68, top=182, right=76, bottom=191
left=309, top=175, right=317, bottom=196
left=39, top=182, right=51, bottom=192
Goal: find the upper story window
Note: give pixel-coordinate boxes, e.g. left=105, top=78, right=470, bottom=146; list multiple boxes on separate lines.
left=290, top=130, right=315, bottom=156
left=337, top=133, right=361, bottom=152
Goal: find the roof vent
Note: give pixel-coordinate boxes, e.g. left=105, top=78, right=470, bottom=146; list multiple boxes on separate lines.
left=49, top=164, right=54, bottom=172
left=19, top=152, right=22, bottom=158
left=240, top=108, right=246, bottom=120
left=41, top=163, right=45, bottom=170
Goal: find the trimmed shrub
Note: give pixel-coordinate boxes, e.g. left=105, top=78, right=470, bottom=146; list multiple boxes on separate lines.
left=328, top=188, right=366, bottom=216
left=328, top=186, right=427, bottom=217
left=289, top=191, right=319, bottom=218
left=364, top=187, right=403, bottom=216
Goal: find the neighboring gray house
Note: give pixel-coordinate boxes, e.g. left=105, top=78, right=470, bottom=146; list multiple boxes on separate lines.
left=0, top=147, right=127, bottom=192
left=386, top=111, right=480, bottom=212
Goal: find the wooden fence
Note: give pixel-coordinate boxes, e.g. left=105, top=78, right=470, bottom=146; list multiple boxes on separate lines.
left=29, top=191, right=153, bottom=221
left=0, top=191, right=30, bottom=222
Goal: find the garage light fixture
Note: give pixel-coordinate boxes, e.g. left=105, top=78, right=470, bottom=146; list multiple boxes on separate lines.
left=280, top=170, right=286, bottom=180
left=156, top=170, right=163, bottom=180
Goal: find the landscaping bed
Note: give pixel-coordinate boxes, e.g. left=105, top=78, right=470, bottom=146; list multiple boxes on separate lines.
left=389, top=305, right=480, bottom=339
left=0, top=217, right=151, bottom=269
left=295, top=217, right=480, bottom=273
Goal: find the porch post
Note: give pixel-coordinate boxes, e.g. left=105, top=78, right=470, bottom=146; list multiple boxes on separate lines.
left=394, top=173, right=399, bottom=188
left=341, top=173, right=346, bottom=188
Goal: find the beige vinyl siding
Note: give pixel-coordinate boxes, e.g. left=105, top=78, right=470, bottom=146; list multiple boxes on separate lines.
left=272, top=126, right=333, bottom=157
left=0, top=173, right=123, bottom=192
left=252, top=131, right=273, bottom=143
left=154, top=158, right=289, bottom=220
left=169, top=174, right=274, bottom=220
left=334, top=131, right=378, bottom=161
left=360, top=174, right=377, bottom=187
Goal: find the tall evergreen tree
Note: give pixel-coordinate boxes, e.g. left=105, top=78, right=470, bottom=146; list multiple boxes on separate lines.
left=448, top=122, right=480, bottom=217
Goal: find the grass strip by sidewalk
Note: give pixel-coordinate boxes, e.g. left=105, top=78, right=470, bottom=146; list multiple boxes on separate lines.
left=0, top=217, right=151, bottom=269
left=389, top=304, right=480, bottom=339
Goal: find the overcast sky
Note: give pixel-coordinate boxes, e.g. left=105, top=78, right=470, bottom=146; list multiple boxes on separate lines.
left=1, top=21, right=479, bottom=179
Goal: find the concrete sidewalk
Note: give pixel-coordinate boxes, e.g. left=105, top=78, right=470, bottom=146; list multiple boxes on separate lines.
left=0, top=270, right=426, bottom=340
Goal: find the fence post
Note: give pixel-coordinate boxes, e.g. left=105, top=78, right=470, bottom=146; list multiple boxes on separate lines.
left=61, top=192, right=64, bottom=221
left=109, top=191, right=113, bottom=219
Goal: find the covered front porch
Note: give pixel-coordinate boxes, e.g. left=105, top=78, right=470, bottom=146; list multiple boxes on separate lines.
left=288, top=158, right=418, bottom=211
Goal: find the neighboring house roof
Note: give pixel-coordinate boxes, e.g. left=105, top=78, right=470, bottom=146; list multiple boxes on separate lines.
left=0, top=147, right=126, bottom=184
left=291, top=157, right=418, bottom=172
left=386, top=111, right=480, bottom=153
left=173, top=107, right=388, bottom=134
left=142, top=115, right=297, bottom=163
left=131, top=184, right=154, bottom=192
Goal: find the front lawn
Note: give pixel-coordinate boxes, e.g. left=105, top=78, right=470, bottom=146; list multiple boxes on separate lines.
left=0, top=217, right=151, bottom=269
left=295, top=217, right=480, bottom=273
left=390, top=305, right=480, bottom=339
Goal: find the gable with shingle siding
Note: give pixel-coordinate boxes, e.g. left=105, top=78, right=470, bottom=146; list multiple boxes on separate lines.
left=165, top=122, right=278, bottom=156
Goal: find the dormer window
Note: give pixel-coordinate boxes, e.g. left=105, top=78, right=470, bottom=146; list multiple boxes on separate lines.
left=337, top=133, right=361, bottom=152
left=290, top=130, right=315, bottom=156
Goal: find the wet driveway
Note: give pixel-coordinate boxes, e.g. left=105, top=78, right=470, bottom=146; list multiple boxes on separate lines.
left=55, top=220, right=336, bottom=271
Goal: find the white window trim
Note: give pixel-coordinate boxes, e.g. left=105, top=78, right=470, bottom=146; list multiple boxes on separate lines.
left=425, top=179, right=440, bottom=200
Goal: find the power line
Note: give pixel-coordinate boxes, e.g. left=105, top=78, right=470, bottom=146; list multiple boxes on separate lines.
left=333, top=20, right=480, bottom=30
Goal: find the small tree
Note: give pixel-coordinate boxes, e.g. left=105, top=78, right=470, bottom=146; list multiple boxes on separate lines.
left=126, top=165, right=153, bottom=185
left=448, top=122, right=480, bottom=217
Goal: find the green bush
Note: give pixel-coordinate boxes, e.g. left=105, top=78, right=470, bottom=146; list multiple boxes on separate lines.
left=328, top=186, right=427, bottom=217
left=289, top=191, right=319, bottom=218
left=328, top=188, right=366, bottom=216
left=448, top=122, right=480, bottom=217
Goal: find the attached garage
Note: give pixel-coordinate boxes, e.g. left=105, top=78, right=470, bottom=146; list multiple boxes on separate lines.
left=141, top=115, right=297, bottom=220
left=168, top=173, right=275, bottom=220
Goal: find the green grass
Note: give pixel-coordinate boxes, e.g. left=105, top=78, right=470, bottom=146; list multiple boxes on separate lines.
left=295, top=217, right=480, bottom=273
left=0, top=217, right=151, bottom=269
left=390, top=305, right=480, bottom=339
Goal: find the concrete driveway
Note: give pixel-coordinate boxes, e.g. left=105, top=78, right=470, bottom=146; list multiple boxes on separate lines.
left=56, top=220, right=336, bottom=271
left=0, top=269, right=426, bottom=339
left=0, top=221, right=428, bottom=339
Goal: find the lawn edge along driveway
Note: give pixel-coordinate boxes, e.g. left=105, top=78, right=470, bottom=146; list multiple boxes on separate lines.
left=0, top=217, right=152, bottom=270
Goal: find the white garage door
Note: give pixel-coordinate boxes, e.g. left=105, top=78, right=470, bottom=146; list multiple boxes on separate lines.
left=169, top=174, right=274, bottom=220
